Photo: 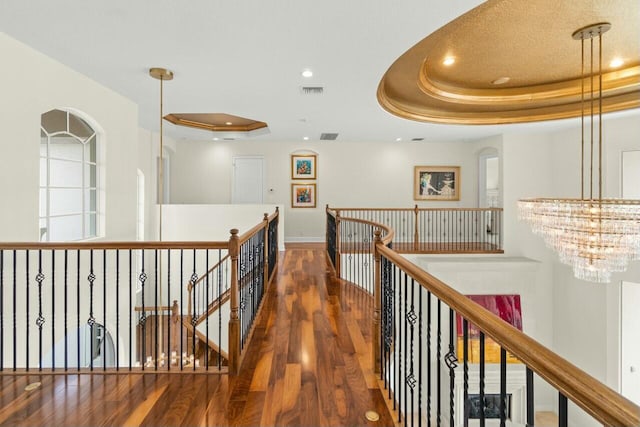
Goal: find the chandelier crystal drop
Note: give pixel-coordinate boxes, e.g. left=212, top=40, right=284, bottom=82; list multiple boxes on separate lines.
left=518, top=23, right=640, bottom=283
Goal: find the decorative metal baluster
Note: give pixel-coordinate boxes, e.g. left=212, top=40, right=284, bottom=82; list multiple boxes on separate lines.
left=403, top=274, right=408, bottom=427
left=51, top=250, right=55, bottom=370
left=559, top=393, right=568, bottom=427
left=0, top=251, right=3, bottom=371
left=88, top=250, right=96, bottom=371
left=190, top=249, right=198, bottom=371
left=205, top=249, right=209, bottom=370
left=500, top=348, right=506, bottom=427
left=179, top=249, right=184, bottom=370
left=36, top=250, right=44, bottom=371
left=437, top=299, right=441, bottom=427
left=479, top=332, right=485, bottom=427
left=12, top=250, right=16, bottom=371
left=116, top=250, right=119, bottom=370
left=427, top=291, right=432, bottom=427
left=463, top=319, right=469, bottom=427
left=445, top=308, right=458, bottom=427
left=129, top=250, right=133, bottom=370
left=526, top=367, right=534, bottom=427
left=103, top=250, right=107, bottom=371
left=167, top=250, right=171, bottom=371
left=154, top=249, right=159, bottom=370
left=25, top=250, right=30, bottom=371
left=418, top=285, right=423, bottom=427
left=398, top=264, right=403, bottom=423
left=64, top=250, right=68, bottom=371
left=76, top=250, right=80, bottom=371
left=139, top=250, right=147, bottom=371
left=218, top=249, right=223, bottom=370
left=407, top=279, right=417, bottom=427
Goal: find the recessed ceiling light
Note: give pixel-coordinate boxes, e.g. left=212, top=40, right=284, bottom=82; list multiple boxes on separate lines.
left=212, top=137, right=220, bottom=141
left=225, top=122, right=233, bottom=125
left=609, top=57, right=624, bottom=68
left=442, top=56, right=455, bottom=66
left=302, top=69, right=313, bottom=78
left=395, top=137, right=402, bottom=142
left=492, top=76, right=510, bottom=85
left=303, top=136, right=309, bottom=140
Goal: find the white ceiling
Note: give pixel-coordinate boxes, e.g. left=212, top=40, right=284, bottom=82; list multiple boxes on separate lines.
left=1, top=0, right=637, bottom=143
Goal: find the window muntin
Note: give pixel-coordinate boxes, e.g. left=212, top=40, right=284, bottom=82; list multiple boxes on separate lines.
left=40, top=109, right=98, bottom=241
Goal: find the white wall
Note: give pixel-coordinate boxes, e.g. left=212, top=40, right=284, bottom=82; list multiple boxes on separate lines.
left=0, top=33, right=139, bottom=241
left=170, top=139, right=481, bottom=241
left=162, top=204, right=284, bottom=250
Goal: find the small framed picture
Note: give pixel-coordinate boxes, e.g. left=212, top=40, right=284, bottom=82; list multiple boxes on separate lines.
left=291, top=154, right=317, bottom=180
left=291, top=183, right=316, bottom=208
left=414, top=166, right=460, bottom=201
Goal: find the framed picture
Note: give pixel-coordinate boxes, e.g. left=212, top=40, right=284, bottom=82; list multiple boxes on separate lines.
left=291, top=154, right=317, bottom=180
left=291, top=183, right=316, bottom=208
left=414, top=166, right=460, bottom=201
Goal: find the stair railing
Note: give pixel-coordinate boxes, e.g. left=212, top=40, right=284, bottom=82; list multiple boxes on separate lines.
left=327, top=210, right=640, bottom=427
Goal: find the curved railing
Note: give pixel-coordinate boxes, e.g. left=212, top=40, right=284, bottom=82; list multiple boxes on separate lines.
left=326, top=208, right=640, bottom=427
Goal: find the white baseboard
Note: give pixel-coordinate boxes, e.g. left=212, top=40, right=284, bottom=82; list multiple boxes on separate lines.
left=284, top=236, right=324, bottom=243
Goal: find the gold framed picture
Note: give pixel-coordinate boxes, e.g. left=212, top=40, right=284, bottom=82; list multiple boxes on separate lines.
left=414, top=166, right=460, bottom=201
left=291, top=154, right=317, bottom=180
left=291, top=183, right=316, bottom=208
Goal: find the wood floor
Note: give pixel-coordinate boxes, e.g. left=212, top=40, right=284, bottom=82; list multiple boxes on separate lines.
left=0, top=244, right=394, bottom=427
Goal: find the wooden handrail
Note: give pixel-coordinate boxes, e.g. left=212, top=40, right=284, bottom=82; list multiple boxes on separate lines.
left=331, top=206, right=504, bottom=212
left=377, top=243, right=640, bottom=427
left=336, top=216, right=395, bottom=247
left=0, top=241, right=229, bottom=250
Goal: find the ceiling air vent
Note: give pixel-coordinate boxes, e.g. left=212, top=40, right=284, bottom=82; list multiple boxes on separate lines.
left=411, top=137, right=425, bottom=141
left=320, top=133, right=338, bottom=141
left=300, top=86, right=324, bottom=95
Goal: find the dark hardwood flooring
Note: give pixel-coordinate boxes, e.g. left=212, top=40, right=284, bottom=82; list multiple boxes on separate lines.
left=0, top=244, right=394, bottom=427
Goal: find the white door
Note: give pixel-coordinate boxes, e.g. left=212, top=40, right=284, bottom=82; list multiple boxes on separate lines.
left=232, top=156, right=264, bottom=204
left=621, top=281, right=640, bottom=406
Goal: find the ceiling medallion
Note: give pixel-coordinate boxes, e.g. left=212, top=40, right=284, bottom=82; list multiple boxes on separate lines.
left=518, top=23, right=640, bottom=283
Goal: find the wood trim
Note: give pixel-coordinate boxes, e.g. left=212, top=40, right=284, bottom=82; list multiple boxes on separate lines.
left=377, top=244, right=640, bottom=427
left=330, top=206, right=504, bottom=212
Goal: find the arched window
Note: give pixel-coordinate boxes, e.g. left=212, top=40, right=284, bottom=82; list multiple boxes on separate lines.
left=40, top=109, right=99, bottom=241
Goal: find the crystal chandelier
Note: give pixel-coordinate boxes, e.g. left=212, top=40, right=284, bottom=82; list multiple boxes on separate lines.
left=518, top=23, right=640, bottom=283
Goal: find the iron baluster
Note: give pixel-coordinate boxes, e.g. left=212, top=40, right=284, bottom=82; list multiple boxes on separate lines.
left=559, top=393, right=568, bottom=427
left=437, top=299, right=441, bottom=427
left=88, top=249, right=95, bottom=371
left=480, top=332, right=485, bottom=427
left=103, top=249, right=107, bottom=371
left=36, top=250, right=44, bottom=371
left=446, top=308, right=457, bottom=427
left=500, top=347, right=507, bottom=427
left=526, top=367, right=534, bottom=427
left=64, top=250, right=68, bottom=371
left=463, top=319, right=469, bottom=427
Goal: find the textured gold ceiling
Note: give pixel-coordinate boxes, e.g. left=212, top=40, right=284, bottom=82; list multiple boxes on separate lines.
left=377, top=0, right=640, bottom=124
left=164, top=113, right=268, bottom=133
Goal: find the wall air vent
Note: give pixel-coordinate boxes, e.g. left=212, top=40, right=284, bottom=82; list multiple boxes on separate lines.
left=300, top=86, right=324, bottom=95
left=320, top=133, right=338, bottom=141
